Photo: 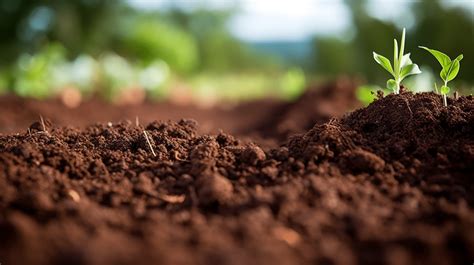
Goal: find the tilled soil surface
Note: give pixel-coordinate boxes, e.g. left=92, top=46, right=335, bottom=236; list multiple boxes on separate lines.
left=0, top=79, right=360, bottom=142
left=1, top=89, right=473, bottom=265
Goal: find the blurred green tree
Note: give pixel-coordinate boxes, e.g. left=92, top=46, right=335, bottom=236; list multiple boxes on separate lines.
left=165, top=8, right=279, bottom=73
left=410, top=0, right=473, bottom=82
left=119, top=16, right=199, bottom=74
left=313, top=37, right=355, bottom=77
left=0, top=0, right=126, bottom=62
left=313, top=0, right=398, bottom=83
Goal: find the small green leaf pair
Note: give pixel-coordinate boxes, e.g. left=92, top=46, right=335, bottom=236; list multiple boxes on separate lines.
left=373, top=28, right=422, bottom=94
left=419, top=46, right=463, bottom=106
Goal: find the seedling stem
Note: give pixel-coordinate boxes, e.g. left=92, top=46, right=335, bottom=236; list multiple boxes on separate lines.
left=443, top=80, right=448, bottom=107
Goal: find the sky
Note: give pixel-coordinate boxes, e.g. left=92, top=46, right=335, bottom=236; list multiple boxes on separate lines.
left=229, top=0, right=351, bottom=42
left=128, top=0, right=474, bottom=42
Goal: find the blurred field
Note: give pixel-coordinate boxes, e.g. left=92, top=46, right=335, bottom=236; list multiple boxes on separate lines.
left=0, top=0, right=472, bottom=103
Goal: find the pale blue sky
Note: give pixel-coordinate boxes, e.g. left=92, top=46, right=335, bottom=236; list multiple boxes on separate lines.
left=128, top=0, right=474, bottom=42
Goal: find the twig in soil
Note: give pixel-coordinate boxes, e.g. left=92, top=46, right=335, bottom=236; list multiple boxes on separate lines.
left=39, top=115, right=48, bottom=134
left=27, top=128, right=32, bottom=137
left=135, top=116, right=140, bottom=127
left=402, top=97, right=413, bottom=121
left=143, top=130, right=156, bottom=157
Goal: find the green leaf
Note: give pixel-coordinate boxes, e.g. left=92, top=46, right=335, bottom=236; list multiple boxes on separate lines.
left=440, top=68, right=448, bottom=81
left=440, top=62, right=450, bottom=81
left=440, top=63, right=452, bottom=81
left=399, top=28, right=406, bottom=65
left=400, top=63, right=422, bottom=80
left=419, top=46, right=451, bottom=69
left=454, top=54, right=464, bottom=62
left=440, top=55, right=462, bottom=82
left=387, top=79, right=397, bottom=92
left=373, top=52, right=394, bottom=75
left=440, top=85, right=450, bottom=95
left=400, top=53, right=413, bottom=67
left=446, top=57, right=462, bottom=82
left=393, top=39, right=399, bottom=71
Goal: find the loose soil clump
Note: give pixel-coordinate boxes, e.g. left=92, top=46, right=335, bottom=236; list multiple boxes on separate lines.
left=0, top=91, right=473, bottom=265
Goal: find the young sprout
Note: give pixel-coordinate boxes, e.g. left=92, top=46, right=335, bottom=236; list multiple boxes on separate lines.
left=373, top=28, right=421, bottom=94
left=419, top=46, right=463, bottom=107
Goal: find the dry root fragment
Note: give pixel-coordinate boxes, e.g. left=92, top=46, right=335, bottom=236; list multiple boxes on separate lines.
left=272, top=226, right=301, bottom=246
left=143, top=130, right=156, bottom=157
left=157, top=194, right=186, bottom=204
left=67, top=190, right=81, bottom=202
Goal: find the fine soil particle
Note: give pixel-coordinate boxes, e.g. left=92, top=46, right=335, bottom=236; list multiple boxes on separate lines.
left=0, top=91, right=473, bottom=265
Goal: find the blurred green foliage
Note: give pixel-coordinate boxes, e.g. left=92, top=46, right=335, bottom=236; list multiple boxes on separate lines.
left=410, top=0, right=473, bottom=83
left=279, top=68, right=306, bottom=100
left=191, top=68, right=306, bottom=102
left=313, top=37, right=357, bottom=77
left=0, top=0, right=471, bottom=102
left=356, top=85, right=379, bottom=106
left=120, top=17, right=199, bottom=74
left=0, top=0, right=283, bottom=101
left=13, top=43, right=67, bottom=98
left=0, top=0, right=125, bottom=60
left=164, top=8, right=279, bottom=73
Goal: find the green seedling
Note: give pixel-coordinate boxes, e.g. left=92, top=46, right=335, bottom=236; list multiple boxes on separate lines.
left=373, top=28, right=421, bottom=94
left=419, top=46, right=463, bottom=107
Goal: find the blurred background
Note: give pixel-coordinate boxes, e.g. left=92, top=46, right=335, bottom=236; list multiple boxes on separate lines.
left=0, top=0, right=472, bottom=106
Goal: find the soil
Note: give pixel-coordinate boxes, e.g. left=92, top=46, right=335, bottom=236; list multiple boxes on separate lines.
left=0, top=82, right=473, bottom=265
left=0, top=78, right=360, bottom=143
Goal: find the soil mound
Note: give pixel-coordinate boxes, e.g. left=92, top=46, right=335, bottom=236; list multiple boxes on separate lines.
left=0, top=92, right=473, bottom=265
left=289, top=92, right=474, bottom=202
left=254, top=78, right=361, bottom=140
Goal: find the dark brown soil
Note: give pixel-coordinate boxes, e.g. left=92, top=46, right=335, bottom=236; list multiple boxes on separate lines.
left=1, top=87, right=473, bottom=265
